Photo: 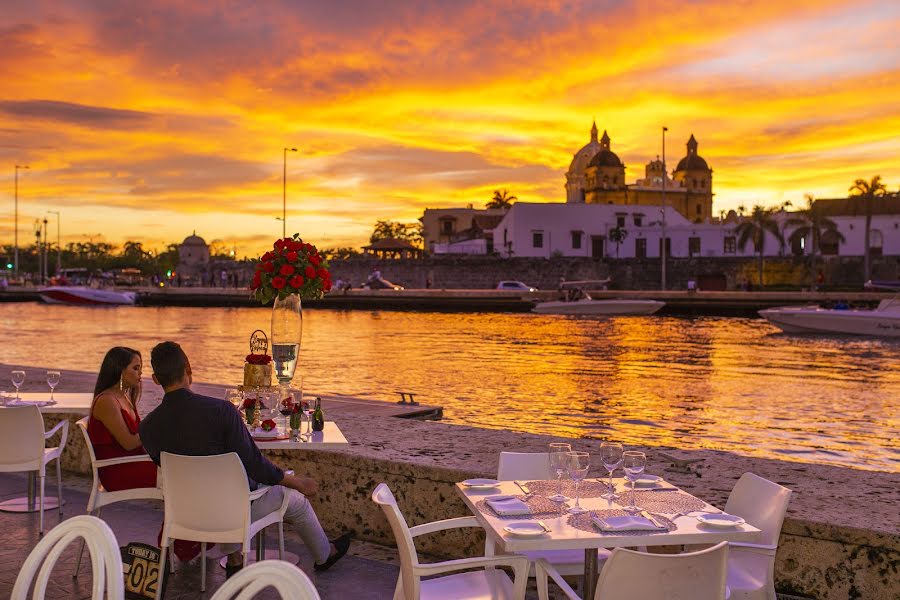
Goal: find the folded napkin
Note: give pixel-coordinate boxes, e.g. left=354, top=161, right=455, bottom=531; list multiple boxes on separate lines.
left=486, top=495, right=532, bottom=516
left=592, top=514, right=666, bottom=532
left=4, top=399, right=56, bottom=407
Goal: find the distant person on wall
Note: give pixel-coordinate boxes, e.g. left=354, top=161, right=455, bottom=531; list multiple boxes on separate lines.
left=425, top=277, right=432, bottom=289
left=816, top=270, right=825, bottom=291
left=88, top=347, right=199, bottom=561
left=139, top=341, right=351, bottom=578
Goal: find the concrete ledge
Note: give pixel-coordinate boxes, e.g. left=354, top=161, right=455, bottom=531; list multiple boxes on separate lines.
left=42, top=412, right=899, bottom=600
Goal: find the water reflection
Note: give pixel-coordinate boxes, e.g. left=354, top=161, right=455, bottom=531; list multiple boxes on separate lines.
left=3, top=304, right=898, bottom=472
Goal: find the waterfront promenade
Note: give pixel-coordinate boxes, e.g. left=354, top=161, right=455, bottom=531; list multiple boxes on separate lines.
left=2, top=362, right=898, bottom=598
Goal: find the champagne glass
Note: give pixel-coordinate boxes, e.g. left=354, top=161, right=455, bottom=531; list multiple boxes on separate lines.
left=548, top=443, right=572, bottom=502
left=301, top=399, right=313, bottom=438
left=622, top=451, right=646, bottom=514
left=47, top=371, right=61, bottom=400
left=600, top=442, right=624, bottom=500
left=225, top=389, right=242, bottom=411
left=11, top=370, right=25, bottom=400
left=566, top=451, right=590, bottom=514
left=279, top=390, right=296, bottom=432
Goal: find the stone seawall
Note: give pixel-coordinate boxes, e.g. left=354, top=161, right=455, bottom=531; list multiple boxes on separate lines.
left=42, top=410, right=899, bottom=600
left=328, top=255, right=900, bottom=291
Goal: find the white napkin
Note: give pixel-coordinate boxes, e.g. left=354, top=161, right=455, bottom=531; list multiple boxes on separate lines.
left=4, top=399, right=56, bottom=407
left=486, top=495, right=531, bottom=516
left=592, top=514, right=666, bottom=532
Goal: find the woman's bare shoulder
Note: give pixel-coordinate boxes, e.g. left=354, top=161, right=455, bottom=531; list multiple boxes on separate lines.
left=92, top=390, right=120, bottom=414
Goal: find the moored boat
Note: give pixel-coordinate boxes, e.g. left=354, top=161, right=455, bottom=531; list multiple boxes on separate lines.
left=759, top=285, right=900, bottom=337
left=532, top=297, right=665, bottom=316
left=39, top=286, right=137, bottom=306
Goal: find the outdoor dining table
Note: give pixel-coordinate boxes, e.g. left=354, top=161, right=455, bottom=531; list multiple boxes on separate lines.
left=456, top=478, right=762, bottom=600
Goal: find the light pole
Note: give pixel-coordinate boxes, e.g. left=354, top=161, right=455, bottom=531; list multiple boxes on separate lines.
left=660, top=127, right=668, bottom=291
left=14, top=164, right=29, bottom=278
left=282, top=147, right=298, bottom=238
left=48, top=210, right=61, bottom=273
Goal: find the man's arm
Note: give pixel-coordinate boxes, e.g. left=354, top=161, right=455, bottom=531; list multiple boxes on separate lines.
left=221, top=404, right=284, bottom=486
left=137, top=417, right=161, bottom=466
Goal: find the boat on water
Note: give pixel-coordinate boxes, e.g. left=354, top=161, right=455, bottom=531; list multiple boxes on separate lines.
left=39, top=286, right=137, bottom=306
left=532, top=280, right=664, bottom=316
left=759, top=282, right=900, bottom=337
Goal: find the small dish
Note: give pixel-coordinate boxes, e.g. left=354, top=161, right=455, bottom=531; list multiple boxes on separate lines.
left=503, top=522, right=546, bottom=537
left=695, top=512, right=745, bottom=528
left=461, top=478, right=501, bottom=489
left=251, top=428, right=283, bottom=438
left=633, top=474, right=663, bottom=487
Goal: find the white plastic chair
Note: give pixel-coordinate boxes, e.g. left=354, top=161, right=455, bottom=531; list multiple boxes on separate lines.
left=156, top=452, right=290, bottom=598
left=74, top=416, right=165, bottom=575
left=0, top=405, right=68, bottom=534
left=495, top=452, right=609, bottom=578
left=372, top=482, right=529, bottom=600
left=209, top=559, right=321, bottom=600
left=12, top=514, right=124, bottom=600
left=723, top=473, right=792, bottom=600
left=536, top=541, right=729, bottom=600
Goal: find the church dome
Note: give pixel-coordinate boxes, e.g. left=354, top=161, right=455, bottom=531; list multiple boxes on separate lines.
left=588, top=148, right=623, bottom=168
left=181, top=232, right=207, bottom=247
left=676, top=154, right=709, bottom=171
left=567, top=121, right=602, bottom=176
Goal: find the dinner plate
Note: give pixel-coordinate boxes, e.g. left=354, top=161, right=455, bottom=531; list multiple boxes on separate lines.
left=251, top=428, right=283, bottom=438
left=633, top=474, right=663, bottom=487
left=695, top=512, right=745, bottom=528
left=503, top=522, right=546, bottom=537
left=461, top=478, right=501, bottom=489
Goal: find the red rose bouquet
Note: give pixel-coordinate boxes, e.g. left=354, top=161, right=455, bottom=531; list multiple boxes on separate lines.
left=245, top=354, right=272, bottom=365
left=261, top=419, right=277, bottom=432
left=250, top=234, right=332, bottom=304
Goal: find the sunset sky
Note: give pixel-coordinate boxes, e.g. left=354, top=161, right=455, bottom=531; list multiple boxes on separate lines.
left=2, top=0, right=899, bottom=256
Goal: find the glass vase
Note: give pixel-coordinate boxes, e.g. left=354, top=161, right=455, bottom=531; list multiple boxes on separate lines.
left=271, top=293, right=302, bottom=386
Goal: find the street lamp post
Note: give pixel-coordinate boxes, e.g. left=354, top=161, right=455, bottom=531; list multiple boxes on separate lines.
left=13, top=164, right=30, bottom=278
left=282, top=147, right=298, bottom=238
left=660, top=127, right=668, bottom=291
left=48, top=210, right=61, bottom=274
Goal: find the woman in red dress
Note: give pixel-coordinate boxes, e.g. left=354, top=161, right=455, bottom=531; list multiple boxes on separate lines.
left=89, top=346, right=200, bottom=560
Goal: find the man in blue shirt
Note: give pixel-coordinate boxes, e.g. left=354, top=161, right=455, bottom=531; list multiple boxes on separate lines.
left=140, top=341, right=350, bottom=577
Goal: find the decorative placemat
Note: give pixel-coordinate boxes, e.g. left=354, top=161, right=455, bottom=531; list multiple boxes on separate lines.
left=568, top=509, right=676, bottom=535
left=475, top=495, right=570, bottom=520
left=618, top=490, right=708, bottom=513
left=524, top=479, right=612, bottom=499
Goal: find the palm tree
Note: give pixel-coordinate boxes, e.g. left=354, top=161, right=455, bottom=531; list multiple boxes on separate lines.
left=734, top=205, right=784, bottom=288
left=486, top=189, right=517, bottom=210
left=786, top=196, right=844, bottom=289
left=608, top=226, right=627, bottom=258
left=849, top=175, right=887, bottom=283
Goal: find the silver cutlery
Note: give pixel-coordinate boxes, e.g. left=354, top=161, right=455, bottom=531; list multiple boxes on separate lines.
left=640, top=510, right=665, bottom=528
left=514, top=480, right=531, bottom=494
left=537, top=520, right=552, bottom=533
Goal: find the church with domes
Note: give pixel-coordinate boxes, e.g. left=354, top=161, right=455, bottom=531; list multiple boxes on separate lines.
left=565, top=121, right=714, bottom=223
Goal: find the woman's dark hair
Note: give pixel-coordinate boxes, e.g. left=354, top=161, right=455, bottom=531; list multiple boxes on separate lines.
left=151, top=341, right=189, bottom=388
left=94, top=347, right=142, bottom=397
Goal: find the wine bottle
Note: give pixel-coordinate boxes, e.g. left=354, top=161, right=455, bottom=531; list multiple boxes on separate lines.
left=312, top=397, right=325, bottom=432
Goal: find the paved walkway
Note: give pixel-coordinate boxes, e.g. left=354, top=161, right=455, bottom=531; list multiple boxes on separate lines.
left=0, top=471, right=402, bottom=600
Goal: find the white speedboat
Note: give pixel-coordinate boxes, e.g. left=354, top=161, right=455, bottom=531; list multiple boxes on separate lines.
left=533, top=297, right=664, bottom=316
left=39, top=286, right=137, bottom=306
left=759, top=297, right=900, bottom=337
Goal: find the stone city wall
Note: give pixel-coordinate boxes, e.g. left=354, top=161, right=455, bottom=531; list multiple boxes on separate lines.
left=328, top=255, right=900, bottom=291
left=43, top=412, right=899, bottom=600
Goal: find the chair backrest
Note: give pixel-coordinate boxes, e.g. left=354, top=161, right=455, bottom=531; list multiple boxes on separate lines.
left=497, top=452, right=552, bottom=480
left=12, top=515, right=124, bottom=600
left=160, top=452, right=251, bottom=544
left=0, top=405, right=46, bottom=470
left=725, top=472, right=792, bottom=548
left=210, top=559, right=321, bottom=600
left=594, top=541, right=728, bottom=600
left=372, top=483, right=420, bottom=600
left=77, top=417, right=100, bottom=467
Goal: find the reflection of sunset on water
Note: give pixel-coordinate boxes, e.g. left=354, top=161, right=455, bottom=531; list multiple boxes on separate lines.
left=4, top=304, right=897, bottom=471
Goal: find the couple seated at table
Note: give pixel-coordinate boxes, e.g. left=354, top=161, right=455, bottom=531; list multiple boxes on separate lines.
left=87, top=342, right=350, bottom=577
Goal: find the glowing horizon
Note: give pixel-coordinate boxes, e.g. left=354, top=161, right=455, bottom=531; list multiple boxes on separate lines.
left=1, top=0, right=898, bottom=257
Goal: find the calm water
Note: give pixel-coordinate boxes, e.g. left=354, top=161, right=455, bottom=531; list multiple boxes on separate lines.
left=2, top=304, right=898, bottom=472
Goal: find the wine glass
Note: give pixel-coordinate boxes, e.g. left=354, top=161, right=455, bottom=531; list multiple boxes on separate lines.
left=47, top=371, right=61, bottom=401
left=279, top=390, right=296, bottom=432
left=566, top=451, right=590, bottom=514
left=622, top=451, right=646, bottom=514
left=548, top=443, right=572, bottom=502
left=225, top=389, right=243, bottom=412
left=11, top=370, right=25, bottom=400
left=600, top=442, right=624, bottom=500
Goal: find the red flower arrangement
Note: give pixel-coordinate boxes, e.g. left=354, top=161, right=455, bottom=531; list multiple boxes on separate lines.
left=245, top=354, right=272, bottom=365
left=261, top=419, right=277, bottom=432
left=250, top=234, right=331, bottom=304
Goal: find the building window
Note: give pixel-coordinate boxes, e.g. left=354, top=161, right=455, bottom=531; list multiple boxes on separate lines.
left=532, top=231, right=544, bottom=248
left=633, top=215, right=643, bottom=227
left=696, top=204, right=702, bottom=216
left=689, top=237, right=701, bottom=256
left=571, top=231, right=583, bottom=249
left=613, top=176, right=618, bottom=185
left=440, top=218, right=455, bottom=235
left=616, top=215, right=626, bottom=228
left=724, top=236, right=736, bottom=254
left=821, top=230, right=841, bottom=255
left=636, top=238, right=647, bottom=259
